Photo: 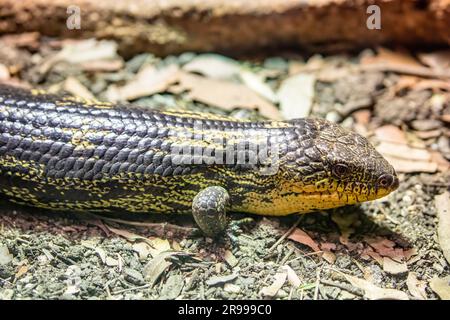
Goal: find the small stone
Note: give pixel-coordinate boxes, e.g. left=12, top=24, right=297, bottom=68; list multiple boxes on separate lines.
left=326, top=110, right=342, bottom=123
left=124, top=268, right=144, bottom=285
left=223, top=250, right=239, bottom=268
left=224, top=283, right=241, bottom=293
left=411, top=119, right=442, bottom=131
left=0, top=246, right=13, bottom=265
left=105, top=257, right=119, bottom=267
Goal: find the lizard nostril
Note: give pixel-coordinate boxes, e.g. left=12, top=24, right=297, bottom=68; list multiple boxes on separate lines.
left=377, top=174, right=398, bottom=190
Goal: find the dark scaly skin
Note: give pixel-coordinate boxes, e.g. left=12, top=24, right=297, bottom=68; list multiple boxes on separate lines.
left=0, top=85, right=399, bottom=236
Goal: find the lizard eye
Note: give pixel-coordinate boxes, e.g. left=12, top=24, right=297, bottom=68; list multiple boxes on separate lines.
left=332, top=163, right=350, bottom=177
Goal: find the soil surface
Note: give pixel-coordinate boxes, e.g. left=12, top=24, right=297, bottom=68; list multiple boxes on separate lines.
left=0, top=34, right=449, bottom=300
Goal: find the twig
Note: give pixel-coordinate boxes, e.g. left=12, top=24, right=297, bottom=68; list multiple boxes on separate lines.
left=266, top=216, right=304, bottom=254
left=320, top=279, right=364, bottom=297
left=89, top=214, right=197, bottom=237
left=112, top=283, right=152, bottom=295
left=313, top=268, right=321, bottom=300
left=360, top=63, right=450, bottom=80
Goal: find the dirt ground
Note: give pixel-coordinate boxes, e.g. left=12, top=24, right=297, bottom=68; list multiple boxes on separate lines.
left=0, top=34, right=449, bottom=300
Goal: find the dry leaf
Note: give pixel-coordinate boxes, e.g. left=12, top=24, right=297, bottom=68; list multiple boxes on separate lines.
left=107, top=64, right=179, bottom=102
left=170, top=72, right=281, bottom=120
left=322, top=251, right=336, bottom=264
left=132, top=242, right=152, bottom=261
left=182, top=54, right=241, bottom=80
left=105, top=225, right=152, bottom=245
left=430, top=151, right=450, bottom=172
left=418, top=50, right=450, bottom=71
left=406, top=272, right=427, bottom=300
left=80, top=59, right=124, bottom=72
left=374, top=125, right=407, bottom=144
left=15, top=264, right=29, bottom=279
left=383, top=257, right=408, bottom=275
left=147, top=238, right=171, bottom=257
left=362, top=47, right=423, bottom=68
left=344, top=274, right=409, bottom=300
left=58, top=39, right=118, bottom=64
left=364, top=249, right=384, bottom=265
left=143, top=251, right=177, bottom=287
left=239, top=70, right=278, bottom=103
left=366, top=237, right=406, bottom=262
left=63, top=77, right=96, bottom=101
left=288, top=228, right=320, bottom=252
left=435, top=192, right=450, bottom=265
left=282, top=265, right=302, bottom=288
left=375, top=139, right=438, bottom=173
left=277, top=73, right=316, bottom=119
left=429, top=276, right=450, bottom=300
left=223, top=250, right=239, bottom=268
left=260, top=272, right=287, bottom=298
left=376, top=142, right=431, bottom=161
left=384, top=155, right=438, bottom=173
left=0, top=64, right=10, bottom=80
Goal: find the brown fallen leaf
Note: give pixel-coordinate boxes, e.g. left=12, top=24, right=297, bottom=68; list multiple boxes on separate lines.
left=58, top=39, right=119, bottom=64
left=374, top=125, right=408, bottom=144
left=0, top=64, right=10, bottom=80
left=0, top=32, right=40, bottom=50
left=147, top=238, right=172, bottom=257
left=429, top=276, right=450, bottom=300
left=353, top=109, right=371, bottom=126
left=364, top=249, right=384, bottom=265
left=406, top=272, right=427, bottom=300
left=361, top=47, right=449, bottom=79
left=414, top=129, right=442, bottom=140
left=376, top=141, right=431, bottom=161
left=282, top=265, right=302, bottom=288
left=435, top=192, right=450, bottom=265
left=132, top=242, right=152, bottom=261
left=182, top=54, right=241, bottom=80
left=240, top=70, right=278, bottom=103
left=366, top=237, right=405, bottom=262
left=383, top=257, right=408, bottom=275
left=412, top=79, right=450, bottom=92
left=107, top=64, right=179, bottom=102
left=170, top=72, right=281, bottom=120
left=384, top=155, right=438, bottom=173
left=430, top=151, right=450, bottom=172
left=277, top=73, right=316, bottom=119
left=63, top=77, right=96, bottom=101
left=15, top=263, right=29, bottom=279
left=143, top=251, right=177, bottom=287
left=80, top=59, right=124, bottom=72
left=288, top=228, right=320, bottom=252
left=362, top=47, right=423, bottom=68
left=105, top=225, right=153, bottom=245
left=344, top=274, right=409, bottom=300
left=259, top=271, right=287, bottom=298
left=418, top=50, right=450, bottom=71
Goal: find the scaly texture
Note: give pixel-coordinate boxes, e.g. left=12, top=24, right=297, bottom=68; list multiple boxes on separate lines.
left=0, top=85, right=399, bottom=216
